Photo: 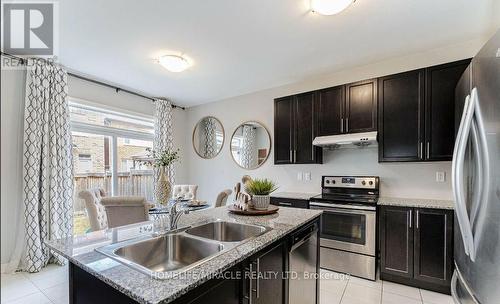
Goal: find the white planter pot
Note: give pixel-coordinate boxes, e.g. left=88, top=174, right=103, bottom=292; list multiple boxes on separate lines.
left=252, top=195, right=270, bottom=210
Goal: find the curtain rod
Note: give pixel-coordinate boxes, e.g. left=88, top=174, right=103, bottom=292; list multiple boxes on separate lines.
left=1, top=52, right=186, bottom=110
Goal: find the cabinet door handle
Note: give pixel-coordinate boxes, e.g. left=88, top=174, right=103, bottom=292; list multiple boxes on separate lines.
left=419, top=142, right=423, bottom=159
left=341, top=118, right=344, bottom=133
left=426, top=142, right=430, bottom=159
left=294, top=150, right=297, bottom=162
left=280, top=202, right=292, bottom=206
left=409, top=210, right=412, bottom=228
left=346, top=118, right=349, bottom=132
left=289, top=150, right=293, bottom=162
left=245, top=264, right=253, bottom=304
left=416, top=210, right=419, bottom=229
left=254, top=259, right=260, bottom=298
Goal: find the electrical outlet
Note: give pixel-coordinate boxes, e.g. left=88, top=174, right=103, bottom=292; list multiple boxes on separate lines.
left=304, top=172, right=311, bottom=181
left=436, top=172, right=446, bottom=183
left=297, top=172, right=303, bottom=181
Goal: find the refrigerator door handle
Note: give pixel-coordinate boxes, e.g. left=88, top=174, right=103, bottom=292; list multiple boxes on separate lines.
left=452, top=93, right=476, bottom=260
left=469, top=87, right=490, bottom=254
left=452, top=94, right=470, bottom=256
left=469, top=120, right=482, bottom=227
left=451, top=271, right=460, bottom=304
left=458, top=92, right=477, bottom=261
left=451, top=268, right=480, bottom=304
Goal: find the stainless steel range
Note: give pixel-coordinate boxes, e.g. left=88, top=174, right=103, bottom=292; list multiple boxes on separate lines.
left=310, top=176, right=379, bottom=280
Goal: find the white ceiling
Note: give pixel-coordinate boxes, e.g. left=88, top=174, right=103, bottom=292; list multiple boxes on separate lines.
left=59, top=0, right=498, bottom=107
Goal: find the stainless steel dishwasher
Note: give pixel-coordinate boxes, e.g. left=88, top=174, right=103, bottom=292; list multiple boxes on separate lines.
left=289, top=222, right=318, bottom=304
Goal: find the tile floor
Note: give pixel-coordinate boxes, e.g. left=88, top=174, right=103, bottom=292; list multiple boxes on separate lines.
left=1, top=266, right=454, bottom=304
left=319, top=269, right=454, bottom=304
left=1, top=264, right=68, bottom=304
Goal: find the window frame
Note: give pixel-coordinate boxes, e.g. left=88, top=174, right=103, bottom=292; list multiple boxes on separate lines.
left=69, top=98, right=154, bottom=196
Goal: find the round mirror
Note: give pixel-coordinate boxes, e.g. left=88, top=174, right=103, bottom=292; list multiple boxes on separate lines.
left=192, top=116, right=224, bottom=159
left=230, top=121, right=271, bottom=169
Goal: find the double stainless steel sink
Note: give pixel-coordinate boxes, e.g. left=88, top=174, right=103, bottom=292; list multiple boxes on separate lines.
left=96, top=220, right=271, bottom=278
left=185, top=221, right=269, bottom=242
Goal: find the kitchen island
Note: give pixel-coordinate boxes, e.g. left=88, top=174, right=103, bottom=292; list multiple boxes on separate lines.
left=47, top=206, right=322, bottom=304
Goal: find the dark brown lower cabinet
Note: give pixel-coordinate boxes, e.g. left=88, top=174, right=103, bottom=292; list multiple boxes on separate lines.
left=380, top=206, right=414, bottom=279
left=175, top=272, right=242, bottom=304
left=380, top=206, right=454, bottom=294
left=413, top=208, right=454, bottom=288
left=245, top=243, right=285, bottom=304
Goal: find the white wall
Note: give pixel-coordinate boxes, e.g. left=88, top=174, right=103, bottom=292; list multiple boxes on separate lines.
left=185, top=38, right=486, bottom=203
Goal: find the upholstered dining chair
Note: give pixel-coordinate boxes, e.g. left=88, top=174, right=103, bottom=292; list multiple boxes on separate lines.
left=99, top=196, right=150, bottom=229
left=172, top=185, right=198, bottom=200
left=78, top=188, right=150, bottom=231
left=214, top=189, right=233, bottom=207
left=78, top=188, right=108, bottom=232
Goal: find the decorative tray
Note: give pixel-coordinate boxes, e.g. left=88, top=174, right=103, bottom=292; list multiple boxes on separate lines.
left=227, top=204, right=279, bottom=216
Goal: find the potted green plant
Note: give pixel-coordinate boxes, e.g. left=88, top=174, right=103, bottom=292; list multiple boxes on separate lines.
left=245, top=178, right=278, bottom=210
left=143, top=148, right=180, bottom=205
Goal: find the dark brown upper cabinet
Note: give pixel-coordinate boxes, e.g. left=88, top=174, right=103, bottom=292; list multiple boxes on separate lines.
left=274, top=94, right=322, bottom=164
left=378, top=70, right=425, bottom=162
left=425, top=60, right=470, bottom=161
left=274, top=58, right=470, bottom=164
left=379, top=59, right=471, bottom=162
left=345, top=79, right=378, bottom=133
left=295, top=92, right=321, bottom=164
left=317, top=81, right=377, bottom=137
left=318, top=86, right=344, bottom=136
left=274, top=96, right=294, bottom=164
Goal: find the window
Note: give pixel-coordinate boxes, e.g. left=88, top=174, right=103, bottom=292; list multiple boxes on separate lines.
left=69, top=101, right=154, bottom=235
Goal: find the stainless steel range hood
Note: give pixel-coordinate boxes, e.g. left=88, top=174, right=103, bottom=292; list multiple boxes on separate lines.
left=312, top=131, right=378, bottom=150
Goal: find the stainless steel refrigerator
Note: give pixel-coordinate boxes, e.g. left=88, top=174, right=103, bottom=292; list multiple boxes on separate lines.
left=452, top=29, right=500, bottom=304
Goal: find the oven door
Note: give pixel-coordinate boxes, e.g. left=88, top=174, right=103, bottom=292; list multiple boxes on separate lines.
left=310, top=201, right=376, bottom=256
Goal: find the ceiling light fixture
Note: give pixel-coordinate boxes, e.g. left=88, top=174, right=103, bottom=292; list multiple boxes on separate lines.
left=310, top=0, right=355, bottom=15
left=158, top=55, right=190, bottom=72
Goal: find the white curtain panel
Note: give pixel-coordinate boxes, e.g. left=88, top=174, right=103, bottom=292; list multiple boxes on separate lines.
left=153, top=99, right=174, bottom=203
left=202, top=117, right=217, bottom=158
left=22, top=60, right=74, bottom=272
left=241, top=125, right=256, bottom=168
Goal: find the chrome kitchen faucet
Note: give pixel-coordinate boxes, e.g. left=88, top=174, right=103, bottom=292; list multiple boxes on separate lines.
left=169, top=198, right=190, bottom=230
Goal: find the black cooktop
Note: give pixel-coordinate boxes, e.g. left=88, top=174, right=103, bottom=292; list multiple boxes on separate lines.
left=310, top=193, right=379, bottom=205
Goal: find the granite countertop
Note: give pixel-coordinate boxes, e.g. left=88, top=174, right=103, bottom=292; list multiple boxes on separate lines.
left=378, top=197, right=455, bottom=210
left=47, top=206, right=322, bottom=304
left=271, top=191, right=319, bottom=200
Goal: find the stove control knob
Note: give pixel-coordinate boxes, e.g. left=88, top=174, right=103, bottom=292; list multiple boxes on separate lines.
left=369, top=181, right=373, bottom=186
left=332, top=180, right=336, bottom=184
left=362, top=181, right=366, bottom=186
left=326, top=180, right=330, bottom=184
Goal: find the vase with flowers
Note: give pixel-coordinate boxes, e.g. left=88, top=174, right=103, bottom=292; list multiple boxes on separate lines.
left=143, top=148, right=180, bottom=205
